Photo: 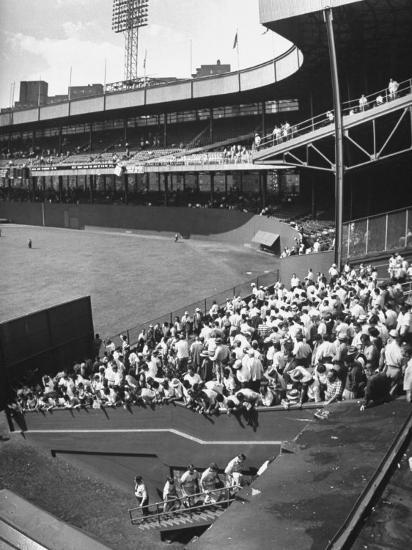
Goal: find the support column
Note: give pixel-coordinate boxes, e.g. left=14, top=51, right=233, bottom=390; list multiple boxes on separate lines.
left=124, top=119, right=128, bottom=142
left=163, top=115, right=167, bottom=147
left=29, top=175, right=35, bottom=201
left=58, top=127, right=63, bottom=155
left=209, top=109, right=213, bottom=143
left=89, top=124, right=93, bottom=153
left=260, top=172, right=267, bottom=209
left=58, top=175, right=63, bottom=203
left=164, top=173, right=169, bottom=206
left=89, top=174, right=94, bottom=204
left=311, top=177, right=317, bottom=219
left=6, top=174, right=11, bottom=200
left=261, top=102, right=266, bottom=137
left=210, top=172, right=215, bottom=203
left=224, top=172, right=228, bottom=199
left=123, top=172, right=128, bottom=204
left=324, top=7, right=344, bottom=269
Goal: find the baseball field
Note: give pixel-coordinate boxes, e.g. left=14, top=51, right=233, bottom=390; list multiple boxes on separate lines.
left=0, top=224, right=279, bottom=337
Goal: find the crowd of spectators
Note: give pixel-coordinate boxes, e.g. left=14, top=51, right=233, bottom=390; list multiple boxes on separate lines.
left=279, top=234, right=335, bottom=258
left=8, top=255, right=412, bottom=426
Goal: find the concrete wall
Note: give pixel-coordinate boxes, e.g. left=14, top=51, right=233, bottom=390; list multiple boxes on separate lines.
left=279, top=250, right=334, bottom=284
left=0, top=202, right=299, bottom=249
left=0, top=202, right=43, bottom=226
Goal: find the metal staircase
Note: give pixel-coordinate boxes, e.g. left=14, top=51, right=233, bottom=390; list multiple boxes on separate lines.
left=128, top=486, right=240, bottom=531
left=254, top=77, right=412, bottom=172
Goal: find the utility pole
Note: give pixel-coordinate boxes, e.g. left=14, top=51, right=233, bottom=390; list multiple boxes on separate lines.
left=324, top=7, right=344, bottom=269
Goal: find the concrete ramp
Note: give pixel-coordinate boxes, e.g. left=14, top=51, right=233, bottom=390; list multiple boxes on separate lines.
left=0, top=489, right=111, bottom=550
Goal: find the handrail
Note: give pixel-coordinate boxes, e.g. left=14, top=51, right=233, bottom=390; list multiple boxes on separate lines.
left=257, top=76, right=412, bottom=150
left=128, top=485, right=241, bottom=525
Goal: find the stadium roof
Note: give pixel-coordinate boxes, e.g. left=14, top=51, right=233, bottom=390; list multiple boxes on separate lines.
left=258, top=0, right=412, bottom=105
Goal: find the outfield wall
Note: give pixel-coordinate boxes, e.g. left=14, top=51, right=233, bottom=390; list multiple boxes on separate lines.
left=0, top=202, right=299, bottom=248
left=0, top=297, right=94, bottom=407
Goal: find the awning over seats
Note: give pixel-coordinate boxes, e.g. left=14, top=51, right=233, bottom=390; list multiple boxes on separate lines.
left=252, top=231, right=280, bottom=247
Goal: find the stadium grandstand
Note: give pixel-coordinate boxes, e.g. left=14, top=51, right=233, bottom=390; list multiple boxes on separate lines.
left=1, top=1, right=412, bottom=550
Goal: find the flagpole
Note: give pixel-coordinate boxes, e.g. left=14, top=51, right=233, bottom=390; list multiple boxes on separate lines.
left=189, top=39, right=193, bottom=77
left=38, top=75, right=42, bottom=107
left=68, top=66, right=72, bottom=100
left=233, top=28, right=240, bottom=71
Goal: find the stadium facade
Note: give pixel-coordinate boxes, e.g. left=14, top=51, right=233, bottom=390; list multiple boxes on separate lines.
left=1, top=0, right=411, bottom=221
left=2, top=1, right=412, bottom=548
left=0, top=46, right=305, bottom=211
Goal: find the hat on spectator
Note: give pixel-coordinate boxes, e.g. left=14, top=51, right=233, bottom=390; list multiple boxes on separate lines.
left=337, top=332, right=347, bottom=341
left=358, top=315, right=367, bottom=322
left=286, top=389, right=300, bottom=403
left=232, top=359, right=242, bottom=370
left=389, top=329, right=399, bottom=338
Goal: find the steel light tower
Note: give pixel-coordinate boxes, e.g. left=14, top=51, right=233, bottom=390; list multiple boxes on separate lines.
left=112, top=0, right=149, bottom=81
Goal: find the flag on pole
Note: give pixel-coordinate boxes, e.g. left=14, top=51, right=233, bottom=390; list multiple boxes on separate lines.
left=233, top=31, right=238, bottom=49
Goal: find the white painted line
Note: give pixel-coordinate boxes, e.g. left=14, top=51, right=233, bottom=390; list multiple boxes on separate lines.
left=21, top=428, right=282, bottom=446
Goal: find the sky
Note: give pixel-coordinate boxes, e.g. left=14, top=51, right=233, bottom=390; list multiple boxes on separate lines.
left=0, top=0, right=291, bottom=109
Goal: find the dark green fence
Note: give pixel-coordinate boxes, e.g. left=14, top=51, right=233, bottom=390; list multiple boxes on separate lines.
left=343, top=206, right=412, bottom=260
left=110, top=270, right=279, bottom=347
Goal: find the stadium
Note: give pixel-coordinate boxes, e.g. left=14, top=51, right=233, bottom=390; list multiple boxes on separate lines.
left=0, top=1, right=412, bottom=549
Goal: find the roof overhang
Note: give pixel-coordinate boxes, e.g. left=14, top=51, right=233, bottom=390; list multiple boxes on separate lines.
left=258, top=0, right=412, bottom=107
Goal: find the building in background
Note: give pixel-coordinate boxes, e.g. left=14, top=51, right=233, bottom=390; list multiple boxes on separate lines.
left=192, top=59, right=231, bottom=78
left=16, top=81, right=48, bottom=108
left=68, top=84, right=104, bottom=100
left=47, top=94, right=69, bottom=105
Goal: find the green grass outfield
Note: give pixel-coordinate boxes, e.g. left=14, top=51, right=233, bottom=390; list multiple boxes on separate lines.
left=0, top=224, right=278, bottom=337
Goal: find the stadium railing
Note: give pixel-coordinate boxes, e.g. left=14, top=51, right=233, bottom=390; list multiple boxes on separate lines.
left=342, top=205, right=412, bottom=261
left=109, top=269, right=279, bottom=347
left=257, top=77, right=412, bottom=149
